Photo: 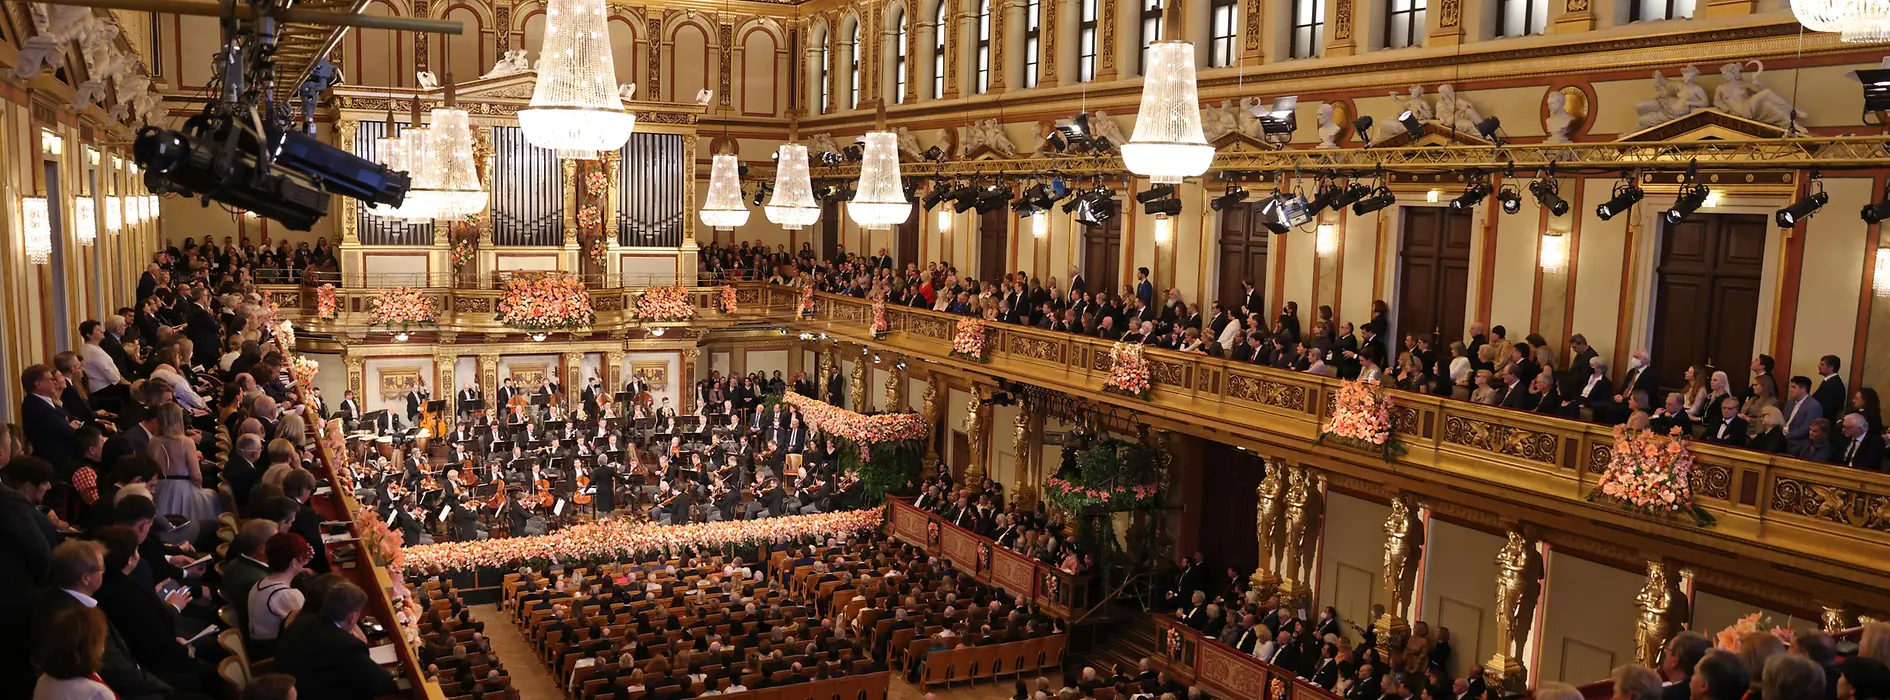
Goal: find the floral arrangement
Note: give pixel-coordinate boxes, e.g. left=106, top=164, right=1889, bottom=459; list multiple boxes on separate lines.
left=274, top=320, right=297, bottom=355
left=1165, top=627, right=1185, bottom=657
left=355, top=507, right=405, bottom=570
left=289, top=356, right=320, bottom=392
left=951, top=317, right=988, bottom=362
left=402, top=508, right=882, bottom=574
left=871, top=300, right=889, bottom=339
left=782, top=391, right=928, bottom=444
left=1713, top=613, right=1797, bottom=651
left=1044, top=476, right=1159, bottom=511
left=367, top=287, right=437, bottom=330
left=719, top=285, right=739, bottom=314
left=1588, top=426, right=1716, bottom=526
left=977, top=543, right=991, bottom=572
left=633, top=285, right=699, bottom=322
left=315, top=284, right=338, bottom=320
left=497, top=272, right=597, bottom=331
left=452, top=237, right=478, bottom=270
left=1320, top=380, right=1402, bottom=460
left=799, top=285, right=816, bottom=316
left=577, top=205, right=602, bottom=232
left=926, top=521, right=941, bottom=546
left=392, top=576, right=422, bottom=648
left=584, top=171, right=609, bottom=197
left=587, top=236, right=608, bottom=267
left=1102, top=342, right=1153, bottom=399
left=1042, top=571, right=1062, bottom=600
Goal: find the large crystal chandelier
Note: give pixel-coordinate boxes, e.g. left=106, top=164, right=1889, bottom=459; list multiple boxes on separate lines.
left=848, top=132, right=911, bottom=230
left=765, top=143, right=820, bottom=230
left=698, top=153, right=750, bottom=230
left=1122, top=41, right=1214, bottom=184
left=406, top=108, right=488, bottom=219
left=520, top=0, right=636, bottom=158
left=1793, top=0, right=1890, bottom=42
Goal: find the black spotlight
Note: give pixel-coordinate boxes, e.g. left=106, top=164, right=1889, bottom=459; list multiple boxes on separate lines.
left=1665, top=184, right=1710, bottom=224
left=1596, top=182, right=1644, bottom=221
left=1530, top=179, right=1569, bottom=217
left=1210, top=185, right=1250, bottom=211
left=1136, top=184, right=1177, bottom=203
left=922, top=145, right=946, bottom=161
left=1250, top=97, right=1299, bottom=135
left=922, top=186, right=948, bottom=210
left=1352, top=187, right=1396, bottom=215
left=1398, top=111, right=1423, bottom=139
left=1475, top=116, right=1505, bottom=147
left=1496, top=185, right=1523, bottom=215
left=1864, top=197, right=1890, bottom=225
left=1776, top=177, right=1827, bottom=228
left=1352, top=116, right=1374, bottom=137
left=1044, top=133, right=1067, bottom=153
left=843, top=144, right=864, bottom=162
left=1306, top=182, right=1341, bottom=214
left=751, top=182, right=771, bottom=206
left=974, top=186, right=1013, bottom=213
left=1450, top=182, right=1490, bottom=212
left=1144, top=196, right=1182, bottom=217
left=1852, top=68, right=1890, bottom=120
left=817, top=151, right=845, bottom=165
left=1334, top=182, right=1373, bottom=208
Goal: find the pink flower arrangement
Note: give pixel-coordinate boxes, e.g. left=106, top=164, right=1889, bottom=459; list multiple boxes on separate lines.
left=1321, top=380, right=1401, bottom=459
left=1102, top=342, right=1152, bottom=399
left=584, top=171, right=609, bottom=197
left=315, top=284, right=338, bottom=320
left=402, top=508, right=883, bottom=574
left=719, top=285, right=740, bottom=314
left=498, top=272, right=597, bottom=331
left=577, top=205, right=602, bottom=232
left=367, top=287, right=437, bottom=329
left=799, top=285, right=816, bottom=315
left=354, top=507, right=405, bottom=570
left=633, top=285, right=699, bottom=322
left=1713, top=613, right=1797, bottom=651
left=289, top=356, right=320, bottom=392
left=452, top=237, right=477, bottom=269
left=1589, top=426, right=1716, bottom=526
left=871, top=300, right=889, bottom=338
left=951, top=317, right=988, bottom=362
left=782, top=392, right=929, bottom=444
left=1043, top=476, right=1160, bottom=511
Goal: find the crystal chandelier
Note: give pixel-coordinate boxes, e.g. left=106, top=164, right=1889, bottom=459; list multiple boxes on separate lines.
left=74, top=197, right=96, bottom=246
left=406, top=108, right=488, bottom=219
left=1122, top=41, right=1214, bottom=184
left=104, top=195, right=122, bottom=235
left=21, top=197, right=50, bottom=265
left=1792, top=0, right=1890, bottom=42
left=765, top=144, right=820, bottom=230
left=520, top=0, right=637, bottom=158
left=848, top=132, right=911, bottom=230
left=698, top=153, right=750, bottom=230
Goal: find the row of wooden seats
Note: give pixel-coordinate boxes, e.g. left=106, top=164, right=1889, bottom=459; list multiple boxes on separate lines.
left=418, top=579, right=520, bottom=700
left=573, top=657, right=882, bottom=699
left=591, top=671, right=892, bottom=700
left=916, top=635, right=1068, bottom=690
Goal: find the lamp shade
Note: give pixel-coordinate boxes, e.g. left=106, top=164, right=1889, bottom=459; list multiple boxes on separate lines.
left=104, top=195, right=122, bottom=234
left=409, top=108, right=488, bottom=219
left=74, top=197, right=97, bottom=246
left=1121, top=41, right=1214, bottom=184
left=765, top=144, right=820, bottom=230
left=21, top=197, right=50, bottom=264
left=698, top=153, right=751, bottom=230
left=520, top=0, right=637, bottom=157
left=848, top=132, right=911, bottom=230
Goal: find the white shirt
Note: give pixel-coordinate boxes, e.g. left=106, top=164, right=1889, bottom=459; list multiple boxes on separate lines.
left=78, top=343, right=120, bottom=393
left=151, top=367, right=208, bottom=411
left=62, top=589, right=98, bottom=608
left=1449, top=357, right=1472, bottom=383
left=1217, top=317, right=1243, bottom=350
left=1582, top=373, right=1603, bottom=398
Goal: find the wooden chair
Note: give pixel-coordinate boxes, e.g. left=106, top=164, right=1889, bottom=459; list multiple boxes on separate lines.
left=1041, top=635, right=1067, bottom=670
left=919, top=648, right=955, bottom=689
left=218, top=657, right=248, bottom=693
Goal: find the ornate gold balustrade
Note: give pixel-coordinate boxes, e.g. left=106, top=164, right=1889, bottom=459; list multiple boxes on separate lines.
left=779, top=286, right=1890, bottom=610
left=258, top=283, right=793, bottom=337
left=1152, top=613, right=1341, bottom=700
left=887, top=498, right=1096, bottom=619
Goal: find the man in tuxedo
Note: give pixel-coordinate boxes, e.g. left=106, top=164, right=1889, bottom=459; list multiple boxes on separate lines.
left=1068, top=266, right=1086, bottom=297
left=457, top=382, right=482, bottom=420
left=623, top=375, right=650, bottom=398
left=1264, top=629, right=1299, bottom=671
left=338, top=390, right=361, bottom=432
left=1498, top=366, right=1533, bottom=410
left=406, top=380, right=430, bottom=425
left=38, top=541, right=173, bottom=700
left=1782, top=376, right=1822, bottom=453
left=1659, top=632, right=1714, bottom=700
left=184, top=289, right=223, bottom=369
left=1345, top=665, right=1381, bottom=700
left=372, top=410, right=402, bottom=435
left=791, top=372, right=815, bottom=398
left=1311, top=644, right=1341, bottom=690
left=497, top=378, right=519, bottom=409
left=224, top=434, right=265, bottom=508
left=1705, top=397, right=1748, bottom=447
left=21, top=364, right=80, bottom=475
left=1562, top=334, right=1599, bottom=396
left=1814, top=355, right=1847, bottom=424
left=826, top=369, right=845, bottom=409
left=276, top=582, right=401, bottom=700
left=1839, top=413, right=1884, bottom=472
left=1241, top=280, right=1264, bottom=317
left=1134, top=267, right=1154, bottom=309
left=1612, top=350, right=1658, bottom=416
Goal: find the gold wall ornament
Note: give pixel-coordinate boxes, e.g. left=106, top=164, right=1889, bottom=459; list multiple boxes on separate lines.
left=1276, top=463, right=1323, bottom=611
left=378, top=365, right=424, bottom=402
left=850, top=355, right=868, bottom=411
left=1635, top=560, right=1689, bottom=668
left=1012, top=398, right=1033, bottom=499
left=1487, top=526, right=1543, bottom=694
left=1382, top=492, right=1424, bottom=619
left=921, top=376, right=944, bottom=479
left=1250, top=457, right=1287, bottom=597
left=605, top=351, right=625, bottom=394
left=346, top=356, right=366, bottom=403
left=437, top=354, right=458, bottom=421
left=965, top=391, right=991, bottom=489
left=1821, top=603, right=1852, bottom=634
left=884, top=358, right=905, bottom=411
left=479, top=354, right=500, bottom=396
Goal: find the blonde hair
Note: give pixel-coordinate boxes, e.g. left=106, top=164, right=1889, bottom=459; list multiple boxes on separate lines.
left=1738, top=631, right=1787, bottom=686
left=156, top=403, right=189, bottom=438
left=278, top=413, right=307, bottom=448
left=1612, top=665, right=1664, bottom=700
left=1859, top=622, right=1890, bottom=665
left=1536, top=682, right=1585, bottom=700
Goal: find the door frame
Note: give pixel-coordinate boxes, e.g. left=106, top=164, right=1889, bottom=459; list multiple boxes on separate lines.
left=1378, top=199, right=1478, bottom=352
left=1627, top=202, right=1783, bottom=379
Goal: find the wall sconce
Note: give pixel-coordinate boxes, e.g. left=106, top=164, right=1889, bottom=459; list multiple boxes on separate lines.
left=87, top=148, right=100, bottom=166
left=1315, top=224, right=1338, bottom=255
left=21, top=197, right=51, bottom=264
left=1703, top=190, right=1722, bottom=209
left=111, top=155, right=122, bottom=170
left=104, top=196, right=122, bottom=235
left=1032, top=211, right=1048, bottom=238
left=1426, top=188, right=1442, bottom=203
left=40, top=131, right=63, bottom=156
left=1153, top=216, right=1173, bottom=245
left=1876, top=248, right=1890, bottom=295
left=74, top=197, right=96, bottom=247
left=1540, top=232, right=1569, bottom=272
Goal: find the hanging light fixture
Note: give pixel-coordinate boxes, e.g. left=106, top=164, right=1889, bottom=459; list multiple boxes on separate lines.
left=74, top=197, right=97, bottom=247
left=21, top=197, right=51, bottom=265
left=520, top=0, right=637, bottom=158
left=699, top=153, right=750, bottom=230
left=1540, top=232, right=1569, bottom=272
left=409, top=108, right=489, bottom=219
left=1122, top=41, right=1214, bottom=184
left=1793, top=0, right=1890, bottom=42
left=392, top=125, right=437, bottom=220
left=765, top=144, right=820, bottom=229
left=849, top=132, right=911, bottom=230
left=104, top=195, right=122, bottom=236
left=1876, top=247, right=1890, bottom=295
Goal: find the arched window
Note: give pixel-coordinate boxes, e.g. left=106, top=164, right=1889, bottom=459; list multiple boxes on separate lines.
left=1497, top=0, right=1547, bottom=36
left=817, top=36, right=830, bottom=113
left=1024, top=0, right=1041, bottom=87
left=1289, top=0, right=1325, bottom=58
left=975, top=0, right=992, bottom=93
left=1385, top=0, right=1425, bottom=49
left=1078, top=0, right=1098, bottom=82
left=894, top=10, right=909, bottom=101
left=1138, top=0, right=1164, bottom=75
left=1208, top=0, right=1237, bottom=67
left=850, top=22, right=862, bottom=109
left=933, top=2, right=947, bottom=97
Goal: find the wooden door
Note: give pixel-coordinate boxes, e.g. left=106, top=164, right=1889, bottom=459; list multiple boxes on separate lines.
left=1218, top=204, right=1271, bottom=314
left=1196, top=442, right=1269, bottom=589
left=979, top=208, right=1009, bottom=282
left=1652, top=214, right=1766, bottom=392
left=1082, top=215, right=1123, bottom=299
left=896, top=214, right=920, bottom=270
left=821, top=201, right=840, bottom=259
left=1396, top=207, right=1473, bottom=344
left=949, top=431, right=971, bottom=481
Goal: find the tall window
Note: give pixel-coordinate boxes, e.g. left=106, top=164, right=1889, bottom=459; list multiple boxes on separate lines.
left=1139, top=0, right=1164, bottom=75
left=975, top=0, right=992, bottom=93
left=1384, top=0, right=1425, bottom=49
left=1208, top=0, right=1237, bottom=67
left=817, top=38, right=829, bottom=113
left=894, top=12, right=909, bottom=101
left=1497, top=0, right=1546, bottom=35
left=934, top=2, right=947, bottom=97
left=1024, top=0, right=1041, bottom=87
left=850, top=24, right=862, bottom=109
left=1289, top=0, right=1324, bottom=58
left=1078, top=0, right=1098, bottom=81
left=1631, top=0, right=1694, bottom=20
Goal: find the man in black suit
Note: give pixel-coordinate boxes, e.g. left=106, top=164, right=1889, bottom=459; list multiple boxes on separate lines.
left=1068, top=266, right=1087, bottom=298
left=406, top=381, right=430, bottom=425
left=458, top=382, right=482, bottom=420
left=1345, top=665, right=1382, bottom=700
left=1839, top=413, right=1884, bottom=472
left=37, top=541, right=172, bottom=700
left=497, top=378, right=519, bottom=409
left=1814, top=355, right=1847, bottom=424
left=1264, top=629, right=1298, bottom=670
left=1659, top=632, right=1714, bottom=700
left=1705, top=396, right=1749, bottom=448
left=1242, top=280, right=1264, bottom=317
left=21, top=364, right=80, bottom=475
left=183, top=289, right=222, bottom=369
left=338, top=390, right=362, bottom=432
left=372, top=410, right=401, bottom=435
left=1311, top=644, right=1341, bottom=689
left=1498, top=367, right=1533, bottom=410
left=1562, top=334, right=1599, bottom=396
left=224, top=434, right=264, bottom=508
left=277, top=582, right=400, bottom=700
left=826, top=369, right=845, bottom=409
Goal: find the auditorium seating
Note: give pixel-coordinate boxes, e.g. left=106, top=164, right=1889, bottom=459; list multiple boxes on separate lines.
left=916, top=635, right=1066, bottom=690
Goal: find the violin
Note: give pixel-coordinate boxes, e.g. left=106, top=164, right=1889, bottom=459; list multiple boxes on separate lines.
left=420, top=472, right=439, bottom=491
left=487, top=474, right=506, bottom=510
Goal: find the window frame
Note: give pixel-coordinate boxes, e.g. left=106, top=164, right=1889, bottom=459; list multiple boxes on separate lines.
left=975, top=0, right=992, bottom=93
left=817, top=36, right=830, bottom=113
left=1024, top=0, right=1042, bottom=87
left=1208, top=0, right=1237, bottom=67
left=1288, top=0, right=1324, bottom=59
left=1139, top=0, right=1165, bottom=76
left=1629, top=0, right=1694, bottom=21
left=850, top=23, right=862, bottom=109
left=934, top=2, right=948, bottom=97
left=1383, top=0, right=1425, bottom=49
left=1078, top=0, right=1098, bottom=82
left=894, top=11, right=909, bottom=101
left=1495, top=0, right=1546, bottom=36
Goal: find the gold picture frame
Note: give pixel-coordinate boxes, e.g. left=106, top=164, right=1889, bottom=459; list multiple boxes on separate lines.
left=508, top=363, right=550, bottom=393
left=378, top=366, right=422, bottom=402
left=631, top=361, right=669, bottom=391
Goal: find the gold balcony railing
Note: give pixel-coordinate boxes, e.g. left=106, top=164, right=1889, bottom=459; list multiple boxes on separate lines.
left=258, top=282, right=796, bottom=337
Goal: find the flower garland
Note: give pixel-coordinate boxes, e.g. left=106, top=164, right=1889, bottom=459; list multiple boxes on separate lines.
left=1165, top=627, right=1185, bottom=657
left=577, top=205, right=603, bottom=233
left=799, top=285, right=816, bottom=316
left=871, top=300, right=889, bottom=339
left=719, top=285, right=740, bottom=314
left=781, top=391, right=928, bottom=443
left=951, top=317, right=988, bottom=363
left=1588, top=426, right=1716, bottom=527
left=289, top=356, right=320, bottom=393
left=402, top=509, right=882, bottom=574
left=1713, top=613, right=1796, bottom=651
left=1102, top=342, right=1152, bottom=399
left=1319, top=380, right=1403, bottom=460
left=497, top=272, right=597, bottom=331
left=368, top=287, right=437, bottom=330
left=584, top=171, right=609, bottom=197
left=588, top=236, right=609, bottom=267
left=1043, top=476, right=1159, bottom=512
left=315, top=284, right=338, bottom=321
left=354, top=507, right=406, bottom=570
left=452, top=237, right=478, bottom=270
left=632, top=285, right=699, bottom=322
left=274, top=320, right=297, bottom=355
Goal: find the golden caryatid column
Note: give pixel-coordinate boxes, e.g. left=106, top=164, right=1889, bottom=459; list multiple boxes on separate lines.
left=850, top=353, right=869, bottom=411
left=920, top=375, right=944, bottom=480
left=818, top=347, right=837, bottom=404
left=1634, top=560, right=1689, bottom=668
left=1011, top=394, right=1036, bottom=505
left=1821, top=603, right=1854, bottom=636
left=1275, top=463, right=1324, bottom=613
left=1377, top=491, right=1424, bottom=659
left=964, top=389, right=992, bottom=491
left=1249, top=457, right=1287, bottom=599
left=883, top=356, right=906, bottom=412
left=1487, top=526, right=1542, bottom=694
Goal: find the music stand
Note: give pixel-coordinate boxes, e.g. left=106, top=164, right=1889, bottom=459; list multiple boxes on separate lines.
left=462, top=398, right=485, bottom=412
left=530, top=394, right=550, bottom=407
left=426, top=399, right=447, bottom=413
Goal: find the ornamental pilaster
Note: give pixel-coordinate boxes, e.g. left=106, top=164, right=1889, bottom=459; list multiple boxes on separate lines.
left=1377, top=491, right=1423, bottom=658
left=682, top=348, right=702, bottom=413
left=605, top=351, right=625, bottom=394
left=562, top=352, right=585, bottom=410
left=437, top=353, right=458, bottom=424
left=479, top=354, right=500, bottom=403
left=849, top=354, right=869, bottom=411
left=345, top=356, right=365, bottom=404
left=920, top=373, right=945, bottom=479
left=1634, top=560, right=1689, bottom=668
left=883, top=357, right=905, bottom=413
left=964, top=389, right=991, bottom=491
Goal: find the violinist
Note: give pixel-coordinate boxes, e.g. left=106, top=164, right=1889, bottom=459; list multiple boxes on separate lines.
left=501, top=489, right=535, bottom=537
left=759, top=439, right=783, bottom=478
left=747, top=477, right=786, bottom=519
left=799, top=476, right=832, bottom=515
left=448, top=441, right=473, bottom=465
left=449, top=420, right=475, bottom=445
left=452, top=502, right=487, bottom=541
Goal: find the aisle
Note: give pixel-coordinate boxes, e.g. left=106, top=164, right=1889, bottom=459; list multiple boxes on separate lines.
left=469, top=604, right=563, bottom=700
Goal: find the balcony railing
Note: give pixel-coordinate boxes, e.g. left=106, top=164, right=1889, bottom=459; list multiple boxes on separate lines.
left=1151, top=613, right=1343, bottom=700
left=888, top=498, right=1097, bottom=619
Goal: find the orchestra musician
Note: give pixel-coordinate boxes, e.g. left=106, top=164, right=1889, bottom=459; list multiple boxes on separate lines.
left=591, top=458, right=617, bottom=516
left=497, top=377, right=519, bottom=407
left=655, top=397, right=676, bottom=420
left=406, top=378, right=431, bottom=425
left=339, top=390, right=361, bottom=432
left=623, top=375, right=650, bottom=397
left=372, top=410, right=401, bottom=435
left=457, top=382, right=482, bottom=419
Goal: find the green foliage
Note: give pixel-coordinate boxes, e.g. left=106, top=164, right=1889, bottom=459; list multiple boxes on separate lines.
left=836, top=437, right=923, bottom=499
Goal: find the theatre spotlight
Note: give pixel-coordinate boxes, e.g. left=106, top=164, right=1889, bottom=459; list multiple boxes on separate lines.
left=1496, top=185, right=1523, bottom=215
left=1136, top=184, right=1177, bottom=203
left=1210, top=185, right=1250, bottom=211
left=1352, top=187, right=1396, bottom=216
left=1776, top=174, right=1827, bottom=228
left=1475, top=116, right=1505, bottom=146
left=1450, top=182, right=1490, bottom=212
left=1306, top=181, right=1341, bottom=214
left=1334, top=181, right=1373, bottom=209
left=1398, top=111, right=1424, bottom=139
left=1665, top=184, right=1711, bottom=224
left=1530, top=179, right=1569, bottom=217
left=1596, top=178, right=1645, bottom=221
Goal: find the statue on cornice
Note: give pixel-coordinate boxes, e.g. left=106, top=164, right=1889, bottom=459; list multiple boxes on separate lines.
left=1714, top=61, right=1808, bottom=132
left=1636, top=68, right=1698, bottom=130
left=1436, top=84, right=1487, bottom=136
left=1544, top=91, right=1575, bottom=144
left=893, top=126, right=926, bottom=161
left=1378, top=85, right=1433, bottom=141
left=1090, top=111, right=1129, bottom=151
left=1200, top=100, right=1240, bottom=143
left=963, top=118, right=1017, bottom=157
left=417, top=71, right=441, bottom=90
left=481, top=49, right=533, bottom=80
left=807, top=133, right=842, bottom=159
left=618, top=83, right=639, bottom=101
left=1236, top=97, right=1267, bottom=139
left=1317, top=104, right=1341, bottom=149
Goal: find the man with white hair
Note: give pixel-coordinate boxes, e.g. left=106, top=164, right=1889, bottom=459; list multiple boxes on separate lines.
left=1839, top=413, right=1884, bottom=471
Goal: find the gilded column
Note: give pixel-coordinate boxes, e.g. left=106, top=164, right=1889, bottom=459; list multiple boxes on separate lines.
left=1634, top=560, right=1689, bottom=668
left=903, top=9, right=922, bottom=102
left=1249, top=457, right=1286, bottom=599
left=719, top=22, right=734, bottom=109
left=883, top=356, right=906, bottom=412
left=1023, top=399, right=1046, bottom=509
left=1487, top=526, right=1542, bottom=694
left=1820, top=603, right=1853, bottom=635
left=437, top=352, right=457, bottom=424
left=562, top=158, right=580, bottom=247
left=987, top=0, right=1008, bottom=94
left=1239, top=0, right=1264, bottom=66
left=1037, top=0, right=1059, bottom=88
left=345, top=356, right=366, bottom=407
left=818, top=347, right=837, bottom=401
left=605, top=351, right=625, bottom=394
left=1377, top=492, right=1423, bottom=657
left=864, top=4, right=883, bottom=107
left=964, top=389, right=991, bottom=490
left=920, top=374, right=944, bottom=479
left=1275, top=463, right=1324, bottom=613
left=337, top=119, right=360, bottom=246
left=682, top=348, right=701, bottom=413
left=849, top=355, right=868, bottom=411
left=479, top=354, right=500, bottom=400
left=562, top=352, right=584, bottom=410
left=1551, top=0, right=1595, bottom=33
left=1429, top=0, right=1464, bottom=45
left=1010, top=394, right=1035, bottom=504
left=1093, top=0, right=1116, bottom=82
left=1324, top=0, right=1356, bottom=57
left=494, top=0, right=511, bottom=52
left=943, top=0, right=961, bottom=99
left=648, top=15, right=664, bottom=99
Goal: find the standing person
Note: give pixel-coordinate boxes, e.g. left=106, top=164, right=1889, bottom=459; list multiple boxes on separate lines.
left=22, top=364, right=81, bottom=476
left=146, top=404, right=220, bottom=529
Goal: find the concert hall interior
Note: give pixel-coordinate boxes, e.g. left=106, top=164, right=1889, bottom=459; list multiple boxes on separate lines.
left=7, top=1, right=1890, bottom=700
